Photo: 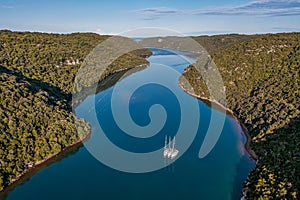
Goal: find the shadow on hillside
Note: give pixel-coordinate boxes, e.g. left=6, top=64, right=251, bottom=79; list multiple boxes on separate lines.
left=0, top=65, right=71, bottom=111
left=72, top=64, right=147, bottom=108
left=244, top=115, right=300, bottom=198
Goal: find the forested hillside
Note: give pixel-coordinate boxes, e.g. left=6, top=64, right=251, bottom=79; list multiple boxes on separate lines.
left=1, top=30, right=298, bottom=198
left=0, top=30, right=151, bottom=191
left=180, top=33, right=300, bottom=199
left=0, top=66, right=90, bottom=191
left=0, top=30, right=151, bottom=94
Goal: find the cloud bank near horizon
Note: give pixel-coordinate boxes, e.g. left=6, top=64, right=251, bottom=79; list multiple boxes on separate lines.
left=133, top=0, right=300, bottom=20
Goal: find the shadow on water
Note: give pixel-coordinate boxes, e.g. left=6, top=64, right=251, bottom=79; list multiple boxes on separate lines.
left=0, top=65, right=148, bottom=200
left=1, top=48, right=258, bottom=200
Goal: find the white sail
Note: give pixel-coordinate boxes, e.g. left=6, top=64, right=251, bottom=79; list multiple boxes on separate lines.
left=167, top=136, right=173, bottom=158
left=172, top=137, right=175, bottom=150
left=163, top=135, right=179, bottom=159
left=170, top=136, right=179, bottom=159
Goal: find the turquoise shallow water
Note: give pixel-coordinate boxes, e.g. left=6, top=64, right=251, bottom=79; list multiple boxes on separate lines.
left=1, top=48, right=255, bottom=200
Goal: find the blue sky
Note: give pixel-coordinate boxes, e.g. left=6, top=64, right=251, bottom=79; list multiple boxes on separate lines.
left=1, top=0, right=300, bottom=35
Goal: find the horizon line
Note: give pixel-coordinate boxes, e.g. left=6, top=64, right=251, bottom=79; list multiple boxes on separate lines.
left=1, top=28, right=299, bottom=37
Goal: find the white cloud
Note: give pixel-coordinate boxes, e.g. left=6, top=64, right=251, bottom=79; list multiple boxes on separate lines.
left=133, top=0, right=300, bottom=20
left=132, top=7, right=182, bottom=20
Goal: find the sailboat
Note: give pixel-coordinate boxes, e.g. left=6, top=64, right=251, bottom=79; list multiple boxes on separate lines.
left=163, top=136, right=179, bottom=159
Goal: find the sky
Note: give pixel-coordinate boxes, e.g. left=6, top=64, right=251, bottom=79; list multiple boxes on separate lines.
left=0, top=0, right=300, bottom=36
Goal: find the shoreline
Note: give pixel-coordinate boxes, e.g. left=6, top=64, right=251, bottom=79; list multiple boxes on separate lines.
left=0, top=48, right=258, bottom=197
left=178, top=82, right=258, bottom=160
left=177, top=81, right=258, bottom=199
left=72, top=63, right=149, bottom=108
left=0, top=62, right=151, bottom=196
left=0, top=130, right=91, bottom=196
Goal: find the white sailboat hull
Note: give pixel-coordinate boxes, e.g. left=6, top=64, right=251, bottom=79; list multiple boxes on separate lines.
left=163, top=148, right=169, bottom=158
left=170, top=149, right=179, bottom=159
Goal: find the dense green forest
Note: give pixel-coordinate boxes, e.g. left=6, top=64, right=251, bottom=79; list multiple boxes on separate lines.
left=0, top=66, right=90, bottom=191
left=0, top=30, right=151, bottom=94
left=0, top=30, right=299, bottom=199
left=0, top=30, right=151, bottom=191
left=180, top=33, right=300, bottom=199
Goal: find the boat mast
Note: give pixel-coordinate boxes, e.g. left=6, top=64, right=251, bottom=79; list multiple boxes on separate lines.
left=172, top=137, right=175, bottom=151
left=164, top=135, right=167, bottom=149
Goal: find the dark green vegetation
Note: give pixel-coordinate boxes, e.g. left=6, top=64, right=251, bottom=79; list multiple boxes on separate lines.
left=0, top=66, right=90, bottom=191
left=0, top=30, right=151, bottom=94
left=0, top=30, right=151, bottom=191
left=1, top=30, right=298, bottom=199
left=180, top=33, right=300, bottom=199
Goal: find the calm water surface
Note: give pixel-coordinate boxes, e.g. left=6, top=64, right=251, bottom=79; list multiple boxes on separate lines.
left=1, top=48, right=255, bottom=200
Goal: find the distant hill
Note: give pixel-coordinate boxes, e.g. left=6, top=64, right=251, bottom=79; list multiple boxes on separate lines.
left=180, top=32, right=300, bottom=199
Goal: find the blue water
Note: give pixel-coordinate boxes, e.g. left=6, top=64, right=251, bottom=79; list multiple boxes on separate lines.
left=1, top=48, right=255, bottom=200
